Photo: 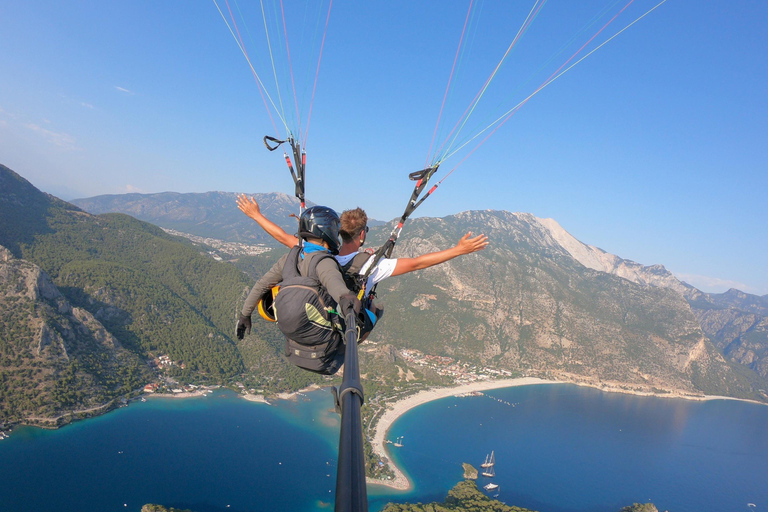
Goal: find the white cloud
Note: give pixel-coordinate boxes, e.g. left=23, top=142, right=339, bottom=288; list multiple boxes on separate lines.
left=24, top=123, right=80, bottom=151
left=81, top=102, right=95, bottom=109
left=114, top=86, right=135, bottom=95
left=121, top=184, right=147, bottom=194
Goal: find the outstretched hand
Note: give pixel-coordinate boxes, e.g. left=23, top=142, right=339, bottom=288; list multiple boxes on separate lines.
left=456, top=232, right=489, bottom=255
left=236, top=194, right=262, bottom=220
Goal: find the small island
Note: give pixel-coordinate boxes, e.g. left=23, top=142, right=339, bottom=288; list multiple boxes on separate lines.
left=462, top=462, right=478, bottom=480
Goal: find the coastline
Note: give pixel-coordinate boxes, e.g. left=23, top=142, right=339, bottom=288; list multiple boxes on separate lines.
left=364, top=376, right=763, bottom=491
left=150, top=390, right=209, bottom=399
left=366, top=377, right=554, bottom=491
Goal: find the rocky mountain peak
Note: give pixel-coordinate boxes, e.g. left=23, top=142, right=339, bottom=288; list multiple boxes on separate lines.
left=536, top=215, right=691, bottom=295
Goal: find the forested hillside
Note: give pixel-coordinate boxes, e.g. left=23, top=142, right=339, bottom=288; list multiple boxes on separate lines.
left=0, top=166, right=259, bottom=424
left=1, top=165, right=247, bottom=377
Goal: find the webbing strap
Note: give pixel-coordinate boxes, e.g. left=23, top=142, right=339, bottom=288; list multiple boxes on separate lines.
left=265, top=135, right=306, bottom=209
left=263, top=135, right=285, bottom=151
left=357, top=165, right=440, bottom=305
left=289, top=342, right=327, bottom=359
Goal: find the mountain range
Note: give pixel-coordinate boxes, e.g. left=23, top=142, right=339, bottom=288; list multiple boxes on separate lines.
left=72, top=191, right=386, bottom=246
left=73, top=186, right=768, bottom=389
left=2, top=163, right=767, bottom=427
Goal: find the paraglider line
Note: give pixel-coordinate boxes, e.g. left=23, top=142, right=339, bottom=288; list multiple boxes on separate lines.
left=303, top=0, right=333, bottom=150
left=260, top=0, right=292, bottom=138
left=432, top=0, right=548, bottom=166
left=426, top=0, right=474, bottom=169
left=438, top=0, right=668, bottom=168
left=280, top=0, right=304, bottom=143
left=213, top=0, right=285, bottom=136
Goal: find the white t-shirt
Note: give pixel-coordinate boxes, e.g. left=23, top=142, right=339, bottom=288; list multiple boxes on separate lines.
left=335, top=252, right=397, bottom=290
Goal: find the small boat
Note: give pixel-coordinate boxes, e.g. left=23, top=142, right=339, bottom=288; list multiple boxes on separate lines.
left=393, top=436, right=404, bottom=447
left=483, top=483, right=499, bottom=492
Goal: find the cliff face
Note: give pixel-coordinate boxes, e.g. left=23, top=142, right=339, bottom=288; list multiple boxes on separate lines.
left=0, top=246, right=151, bottom=425
left=688, top=295, right=768, bottom=379
left=538, top=216, right=768, bottom=385
left=538, top=216, right=694, bottom=295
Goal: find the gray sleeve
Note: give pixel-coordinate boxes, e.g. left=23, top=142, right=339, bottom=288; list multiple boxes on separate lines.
left=242, top=253, right=288, bottom=316
left=315, top=257, right=352, bottom=304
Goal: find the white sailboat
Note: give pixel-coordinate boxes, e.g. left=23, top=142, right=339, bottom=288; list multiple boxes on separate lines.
left=481, top=450, right=496, bottom=477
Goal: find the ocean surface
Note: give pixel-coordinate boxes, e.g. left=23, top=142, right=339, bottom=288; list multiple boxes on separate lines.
left=1, top=384, right=766, bottom=512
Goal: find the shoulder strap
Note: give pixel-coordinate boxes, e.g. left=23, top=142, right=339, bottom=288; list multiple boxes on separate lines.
left=340, top=252, right=372, bottom=292
left=341, top=252, right=372, bottom=275
left=281, top=245, right=303, bottom=280
left=282, top=245, right=338, bottom=282
left=303, top=250, right=338, bottom=279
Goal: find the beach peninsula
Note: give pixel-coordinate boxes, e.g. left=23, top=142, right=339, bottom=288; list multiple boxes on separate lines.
left=367, top=377, right=553, bottom=490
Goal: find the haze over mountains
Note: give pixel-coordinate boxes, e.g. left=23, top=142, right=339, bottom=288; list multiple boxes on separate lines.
left=2, top=163, right=767, bottom=428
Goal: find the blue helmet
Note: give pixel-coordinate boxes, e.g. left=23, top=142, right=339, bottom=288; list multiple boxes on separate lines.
left=298, top=206, right=341, bottom=255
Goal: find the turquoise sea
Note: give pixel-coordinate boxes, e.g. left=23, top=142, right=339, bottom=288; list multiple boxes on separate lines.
left=1, top=384, right=766, bottom=512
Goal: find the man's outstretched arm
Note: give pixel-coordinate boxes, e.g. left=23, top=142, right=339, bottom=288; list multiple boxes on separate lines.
left=237, top=194, right=299, bottom=248
left=390, top=232, right=489, bottom=277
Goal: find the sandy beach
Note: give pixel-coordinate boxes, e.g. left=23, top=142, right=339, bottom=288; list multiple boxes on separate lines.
left=151, top=389, right=210, bottom=399
left=366, top=377, right=555, bottom=491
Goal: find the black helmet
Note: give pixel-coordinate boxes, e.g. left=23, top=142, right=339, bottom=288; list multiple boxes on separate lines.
left=299, top=206, right=341, bottom=255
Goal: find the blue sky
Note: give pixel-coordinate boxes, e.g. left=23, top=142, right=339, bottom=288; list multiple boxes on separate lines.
left=1, top=1, right=766, bottom=295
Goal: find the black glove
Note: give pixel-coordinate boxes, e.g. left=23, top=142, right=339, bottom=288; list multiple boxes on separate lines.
left=338, top=293, right=361, bottom=317
left=236, top=314, right=252, bottom=340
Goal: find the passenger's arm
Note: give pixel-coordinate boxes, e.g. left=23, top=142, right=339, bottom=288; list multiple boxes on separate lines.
left=241, top=253, right=289, bottom=316
left=391, top=232, right=489, bottom=277
left=237, top=194, right=299, bottom=248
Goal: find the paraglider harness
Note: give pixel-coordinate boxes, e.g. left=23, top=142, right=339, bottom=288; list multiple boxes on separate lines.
left=255, top=139, right=440, bottom=339
left=257, top=245, right=376, bottom=373
left=273, top=245, right=348, bottom=375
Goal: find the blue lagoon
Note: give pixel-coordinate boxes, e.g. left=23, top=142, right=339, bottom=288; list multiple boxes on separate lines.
left=1, top=384, right=766, bottom=512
